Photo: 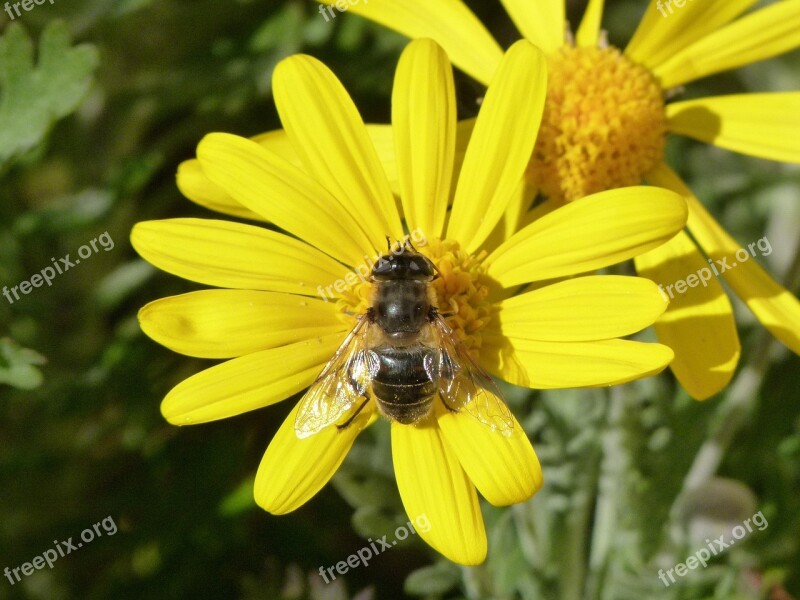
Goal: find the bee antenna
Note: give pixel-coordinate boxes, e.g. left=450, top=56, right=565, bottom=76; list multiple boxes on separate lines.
left=405, top=237, right=418, bottom=253
left=385, top=236, right=392, bottom=253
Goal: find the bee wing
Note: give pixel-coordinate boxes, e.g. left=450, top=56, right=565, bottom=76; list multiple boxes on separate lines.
left=294, top=315, right=377, bottom=439
left=430, top=315, right=514, bottom=435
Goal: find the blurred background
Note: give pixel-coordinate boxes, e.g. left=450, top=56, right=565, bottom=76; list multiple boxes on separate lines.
left=0, top=1, right=798, bottom=598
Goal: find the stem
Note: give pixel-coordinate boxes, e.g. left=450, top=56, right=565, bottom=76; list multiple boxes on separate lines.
left=559, top=495, right=588, bottom=600
left=681, top=336, right=774, bottom=492
left=557, top=391, right=607, bottom=600
left=585, top=387, right=626, bottom=600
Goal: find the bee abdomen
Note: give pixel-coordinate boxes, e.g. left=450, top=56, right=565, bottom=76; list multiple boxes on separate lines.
left=372, top=380, right=436, bottom=405
left=371, top=345, right=437, bottom=424
left=376, top=394, right=434, bottom=424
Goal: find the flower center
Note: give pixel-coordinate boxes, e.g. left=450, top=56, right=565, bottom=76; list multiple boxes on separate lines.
left=528, top=45, right=667, bottom=203
left=335, top=239, right=493, bottom=352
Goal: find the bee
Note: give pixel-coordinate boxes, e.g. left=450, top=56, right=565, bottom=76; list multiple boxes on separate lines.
left=294, top=240, right=514, bottom=438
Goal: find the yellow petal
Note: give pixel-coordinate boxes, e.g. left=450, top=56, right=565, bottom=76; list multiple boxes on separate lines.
left=484, top=186, right=688, bottom=287
left=634, top=230, right=740, bottom=400
left=391, top=419, right=487, bottom=565
left=499, top=0, right=565, bottom=54
left=131, top=218, right=347, bottom=295
left=392, top=39, right=455, bottom=240
left=254, top=400, right=375, bottom=515
left=667, top=93, right=800, bottom=164
left=315, top=0, right=502, bottom=85
left=576, top=0, right=605, bottom=48
left=450, top=118, right=476, bottom=199
left=254, top=125, right=401, bottom=196
left=176, top=159, right=266, bottom=222
left=259, top=125, right=398, bottom=211
left=197, top=132, right=374, bottom=266
left=654, top=1, right=800, bottom=89
left=437, top=402, right=542, bottom=506
left=493, top=275, right=668, bottom=342
left=252, top=129, right=302, bottom=167
left=179, top=128, right=399, bottom=225
left=481, top=336, right=674, bottom=389
left=138, top=290, right=346, bottom=359
left=517, top=198, right=559, bottom=231
left=161, top=333, right=345, bottom=425
left=625, top=0, right=757, bottom=71
left=479, top=177, right=538, bottom=252
left=447, top=40, right=547, bottom=253
left=364, top=125, right=399, bottom=196
left=273, top=54, right=402, bottom=250
left=175, top=128, right=311, bottom=222
left=648, top=164, right=800, bottom=354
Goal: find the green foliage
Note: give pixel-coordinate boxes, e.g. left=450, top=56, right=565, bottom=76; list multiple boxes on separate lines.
left=0, top=21, right=98, bottom=168
left=0, top=1, right=798, bottom=599
left=404, top=562, right=461, bottom=596
left=0, top=336, right=45, bottom=389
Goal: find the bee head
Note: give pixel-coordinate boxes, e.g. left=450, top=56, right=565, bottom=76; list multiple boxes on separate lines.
left=371, top=245, right=435, bottom=281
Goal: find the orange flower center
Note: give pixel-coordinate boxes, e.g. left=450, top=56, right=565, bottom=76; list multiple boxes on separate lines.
left=528, top=45, right=667, bottom=203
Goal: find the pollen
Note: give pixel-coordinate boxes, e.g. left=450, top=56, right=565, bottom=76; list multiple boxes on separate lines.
left=424, top=239, right=493, bottom=352
left=528, top=45, right=667, bottom=203
left=335, top=239, right=493, bottom=352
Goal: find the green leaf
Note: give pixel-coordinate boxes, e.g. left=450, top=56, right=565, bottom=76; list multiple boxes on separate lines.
left=0, top=20, right=98, bottom=167
left=404, top=562, right=460, bottom=597
left=350, top=505, right=407, bottom=540
left=0, top=337, right=46, bottom=390
left=218, top=476, right=256, bottom=517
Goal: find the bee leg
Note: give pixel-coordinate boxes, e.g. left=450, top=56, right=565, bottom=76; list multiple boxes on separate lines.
left=336, top=396, right=370, bottom=431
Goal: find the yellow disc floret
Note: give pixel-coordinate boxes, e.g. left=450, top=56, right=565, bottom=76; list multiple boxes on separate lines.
left=529, top=45, right=667, bottom=203
left=335, top=238, right=493, bottom=353
left=424, top=239, right=492, bottom=352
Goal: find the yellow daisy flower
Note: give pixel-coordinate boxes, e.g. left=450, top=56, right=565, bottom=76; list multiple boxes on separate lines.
left=132, top=39, right=687, bottom=564
left=311, top=0, right=800, bottom=400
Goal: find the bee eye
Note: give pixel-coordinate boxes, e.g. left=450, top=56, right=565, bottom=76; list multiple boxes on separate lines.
left=414, top=303, right=423, bottom=315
